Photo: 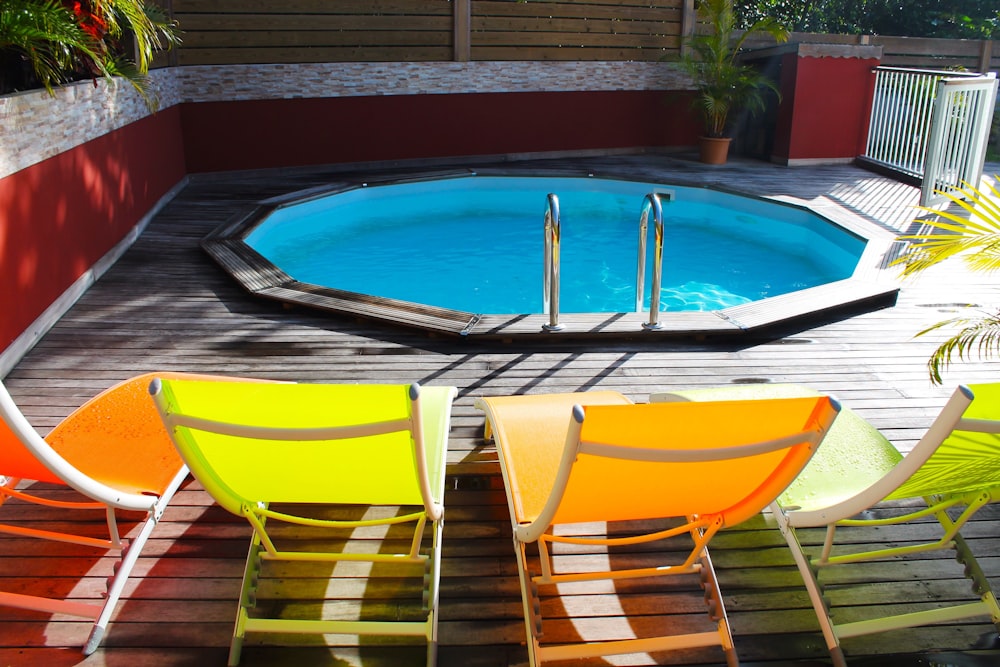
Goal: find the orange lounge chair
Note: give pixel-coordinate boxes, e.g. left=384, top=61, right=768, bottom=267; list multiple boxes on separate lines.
left=0, top=371, right=249, bottom=654
left=475, top=390, right=840, bottom=666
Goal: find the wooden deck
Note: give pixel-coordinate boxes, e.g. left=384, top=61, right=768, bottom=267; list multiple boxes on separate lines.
left=3, top=153, right=1000, bottom=666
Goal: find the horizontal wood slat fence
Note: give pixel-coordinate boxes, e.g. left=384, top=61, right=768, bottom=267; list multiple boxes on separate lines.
left=164, top=0, right=693, bottom=64
left=744, top=32, right=999, bottom=74
left=164, top=0, right=997, bottom=72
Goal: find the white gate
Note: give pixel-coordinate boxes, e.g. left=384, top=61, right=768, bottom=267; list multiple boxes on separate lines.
left=862, top=67, right=997, bottom=206
left=921, top=74, right=998, bottom=206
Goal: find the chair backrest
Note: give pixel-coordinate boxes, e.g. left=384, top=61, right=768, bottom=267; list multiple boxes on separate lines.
left=887, top=382, right=1000, bottom=501
left=151, top=378, right=454, bottom=518
left=0, top=379, right=66, bottom=485
left=651, top=384, right=906, bottom=514
left=1, top=374, right=185, bottom=509
left=525, top=397, right=839, bottom=541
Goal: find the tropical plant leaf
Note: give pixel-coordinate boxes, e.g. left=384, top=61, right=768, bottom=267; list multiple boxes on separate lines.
left=894, top=177, right=1000, bottom=277
left=894, top=176, right=1000, bottom=383
left=676, top=0, right=788, bottom=137
left=0, top=0, right=105, bottom=92
left=917, top=310, right=1000, bottom=384
left=0, top=0, right=180, bottom=110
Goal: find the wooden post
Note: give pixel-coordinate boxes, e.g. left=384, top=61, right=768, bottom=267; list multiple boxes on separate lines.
left=165, top=0, right=178, bottom=67
left=680, top=0, right=696, bottom=55
left=454, top=0, right=471, bottom=62
left=977, top=40, right=993, bottom=74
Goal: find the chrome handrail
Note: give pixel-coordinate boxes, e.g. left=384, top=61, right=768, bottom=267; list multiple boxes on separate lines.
left=637, top=193, right=665, bottom=330
left=542, top=193, right=564, bottom=331
left=635, top=199, right=648, bottom=313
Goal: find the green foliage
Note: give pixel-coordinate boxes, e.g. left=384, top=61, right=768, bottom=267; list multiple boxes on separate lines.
left=678, top=0, right=789, bottom=138
left=915, top=313, right=1000, bottom=384
left=1, top=0, right=101, bottom=91
left=893, top=178, right=1000, bottom=383
left=733, top=0, right=1000, bottom=39
left=990, top=106, right=1000, bottom=161
left=0, top=0, right=180, bottom=110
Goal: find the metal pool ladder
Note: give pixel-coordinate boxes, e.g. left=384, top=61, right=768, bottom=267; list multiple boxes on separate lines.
left=543, top=191, right=668, bottom=332
left=542, top=193, right=564, bottom=331
left=636, top=192, right=666, bottom=330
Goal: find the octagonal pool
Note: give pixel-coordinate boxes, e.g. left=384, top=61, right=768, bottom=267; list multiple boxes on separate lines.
left=203, top=172, right=897, bottom=339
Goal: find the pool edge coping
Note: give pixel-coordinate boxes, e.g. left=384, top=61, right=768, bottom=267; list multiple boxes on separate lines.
left=201, top=168, right=902, bottom=341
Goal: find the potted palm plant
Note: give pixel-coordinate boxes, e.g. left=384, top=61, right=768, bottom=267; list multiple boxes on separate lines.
left=678, top=0, right=789, bottom=164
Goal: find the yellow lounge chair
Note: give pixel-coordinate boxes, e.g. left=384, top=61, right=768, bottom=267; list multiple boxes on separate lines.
left=0, top=371, right=244, bottom=654
left=475, top=390, right=840, bottom=666
left=150, top=378, right=457, bottom=666
left=652, top=383, right=1000, bottom=667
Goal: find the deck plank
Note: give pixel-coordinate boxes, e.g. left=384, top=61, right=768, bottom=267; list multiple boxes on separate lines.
left=3, top=155, right=1000, bottom=665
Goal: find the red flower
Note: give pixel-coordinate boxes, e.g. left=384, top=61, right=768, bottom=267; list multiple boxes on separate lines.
left=66, top=1, right=108, bottom=40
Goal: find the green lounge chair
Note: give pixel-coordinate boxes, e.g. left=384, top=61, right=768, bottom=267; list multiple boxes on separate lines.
left=652, top=383, right=1000, bottom=667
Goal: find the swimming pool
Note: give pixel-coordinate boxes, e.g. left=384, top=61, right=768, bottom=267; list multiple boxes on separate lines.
left=244, top=175, right=865, bottom=315
left=204, top=170, right=897, bottom=338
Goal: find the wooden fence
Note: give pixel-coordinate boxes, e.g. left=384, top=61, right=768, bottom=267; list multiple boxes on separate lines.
left=165, top=0, right=690, bottom=65
left=744, top=32, right=999, bottom=73
left=164, top=0, right=997, bottom=72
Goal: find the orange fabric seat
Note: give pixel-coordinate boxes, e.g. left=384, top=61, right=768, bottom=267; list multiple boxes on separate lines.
left=481, top=390, right=632, bottom=525
left=0, top=371, right=260, bottom=654
left=40, top=376, right=186, bottom=495
left=476, top=389, right=839, bottom=667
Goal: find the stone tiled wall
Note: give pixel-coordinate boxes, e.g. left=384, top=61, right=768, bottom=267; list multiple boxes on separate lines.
left=0, top=72, right=183, bottom=180
left=0, top=61, right=687, bottom=180
left=172, top=61, right=688, bottom=102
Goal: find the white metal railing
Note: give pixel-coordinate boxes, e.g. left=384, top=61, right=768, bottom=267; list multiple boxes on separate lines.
left=863, top=66, right=997, bottom=206
left=921, top=74, right=999, bottom=207
left=542, top=193, right=564, bottom=331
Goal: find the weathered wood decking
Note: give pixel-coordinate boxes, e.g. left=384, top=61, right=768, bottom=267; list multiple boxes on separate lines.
left=3, top=154, right=1000, bottom=666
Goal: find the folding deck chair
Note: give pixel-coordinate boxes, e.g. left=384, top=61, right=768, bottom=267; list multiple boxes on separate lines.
left=0, top=371, right=242, bottom=654
left=150, top=377, right=457, bottom=666
left=475, top=390, right=840, bottom=667
left=652, top=383, right=1000, bottom=667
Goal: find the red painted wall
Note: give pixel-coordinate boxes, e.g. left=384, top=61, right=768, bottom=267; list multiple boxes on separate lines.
left=3, top=90, right=695, bottom=356
left=181, top=90, right=701, bottom=173
left=0, top=106, right=186, bottom=352
left=772, top=53, right=879, bottom=162
left=771, top=53, right=800, bottom=161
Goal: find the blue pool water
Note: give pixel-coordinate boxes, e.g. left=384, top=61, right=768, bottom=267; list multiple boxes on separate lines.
left=246, top=176, right=866, bottom=314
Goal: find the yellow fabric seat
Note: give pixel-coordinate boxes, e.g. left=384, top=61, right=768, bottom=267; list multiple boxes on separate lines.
left=476, top=389, right=839, bottom=667
left=151, top=378, right=456, bottom=666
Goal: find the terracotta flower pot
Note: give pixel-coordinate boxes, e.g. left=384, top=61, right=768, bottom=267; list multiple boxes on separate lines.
left=699, top=136, right=732, bottom=165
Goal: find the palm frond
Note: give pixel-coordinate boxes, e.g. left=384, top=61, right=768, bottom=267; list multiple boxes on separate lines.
left=893, top=176, right=1000, bottom=383
left=917, top=310, right=1000, bottom=384
left=732, top=16, right=790, bottom=53
left=893, top=176, right=1000, bottom=276
left=103, top=53, right=158, bottom=109
left=0, top=0, right=179, bottom=109
left=0, top=0, right=106, bottom=93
